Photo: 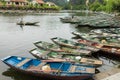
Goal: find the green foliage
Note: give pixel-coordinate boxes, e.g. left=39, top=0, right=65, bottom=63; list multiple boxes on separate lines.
left=44, top=0, right=68, bottom=7
left=0, top=0, right=60, bottom=10
left=72, top=5, right=86, bottom=10
left=11, top=3, right=15, bottom=8
left=90, top=0, right=120, bottom=12
left=1, top=1, right=6, bottom=7
left=90, top=0, right=102, bottom=11
left=62, top=2, right=71, bottom=10
left=62, top=0, right=86, bottom=10
left=34, top=3, right=39, bottom=8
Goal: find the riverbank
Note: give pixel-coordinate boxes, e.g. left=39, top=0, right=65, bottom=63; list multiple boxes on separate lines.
left=94, top=68, right=120, bottom=80
left=0, top=10, right=119, bottom=17
left=0, top=10, right=59, bottom=14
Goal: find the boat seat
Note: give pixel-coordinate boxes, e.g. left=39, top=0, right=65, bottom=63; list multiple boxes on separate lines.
left=37, top=62, right=46, bottom=69
left=16, top=58, right=31, bottom=67
left=69, top=65, right=77, bottom=72
left=27, top=62, right=46, bottom=70
left=80, top=58, right=102, bottom=65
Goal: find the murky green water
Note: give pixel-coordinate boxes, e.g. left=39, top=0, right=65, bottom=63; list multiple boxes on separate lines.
left=0, top=12, right=119, bottom=80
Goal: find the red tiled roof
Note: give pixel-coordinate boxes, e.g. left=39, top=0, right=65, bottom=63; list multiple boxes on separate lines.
left=36, top=0, right=44, bottom=4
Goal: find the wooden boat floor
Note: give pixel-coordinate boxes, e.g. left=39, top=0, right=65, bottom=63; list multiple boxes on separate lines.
left=41, top=51, right=50, bottom=56
left=16, top=58, right=31, bottom=67
left=27, top=62, right=59, bottom=72
left=69, top=65, right=95, bottom=73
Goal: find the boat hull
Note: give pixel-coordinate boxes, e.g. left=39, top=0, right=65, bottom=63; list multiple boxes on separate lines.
left=17, top=22, right=39, bottom=25
left=3, top=61, right=92, bottom=80
left=1, top=56, right=94, bottom=80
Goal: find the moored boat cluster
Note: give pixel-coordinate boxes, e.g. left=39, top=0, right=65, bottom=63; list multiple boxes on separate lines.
left=72, top=28, right=120, bottom=60
left=2, top=27, right=120, bottom=80
left=1, top=36, right=106, bottom=80
left=60, top=13, right=120, bottom=28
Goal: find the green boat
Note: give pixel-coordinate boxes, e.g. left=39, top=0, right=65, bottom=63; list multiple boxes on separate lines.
left=29, top=48, right=103, bottom=66
left=34, top=41, right=91, bottom=56
left=72, top=32, right=120, bottom=47
left=51, top=37, right=99, bottom=52
left=34, top=41, right=61, bottom=52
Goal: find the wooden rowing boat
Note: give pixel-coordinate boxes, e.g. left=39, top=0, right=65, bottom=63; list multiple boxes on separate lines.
left=1, top=56, right=95, bottom=80
left=77, top=37, right=120, bottom=59
left=17, top=22, right=39, bottom=25
left=51, top=37, right=99, bottom=52
left=29, top=48, right=103, bottom=66
left=34, top=41, right=92, bottom=56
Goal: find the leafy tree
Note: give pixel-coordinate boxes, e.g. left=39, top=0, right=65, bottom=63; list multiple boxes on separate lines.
left=90, top=0, right=120, bottom=12
left=90, top=0, right=102, bottom=11
left=104, top=0, right=120, bottom=12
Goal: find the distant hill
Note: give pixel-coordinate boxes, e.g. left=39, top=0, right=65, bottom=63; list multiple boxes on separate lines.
left=43, top=0, right=68, bottom=6
left=42, top=0, right=104, bottom=10
left=70, top=0, right=103, bottom=5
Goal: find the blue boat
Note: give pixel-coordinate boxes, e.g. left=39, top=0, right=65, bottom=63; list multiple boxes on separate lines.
left=1, top=56, right=95, bottom=80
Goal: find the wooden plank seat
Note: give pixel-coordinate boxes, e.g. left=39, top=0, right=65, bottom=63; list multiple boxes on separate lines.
left=16, top=58, right=31, bottom=67
left=69, top=65, right=77, bottom=72
left=80, top=58, right=103, bottom=65
left=28, top=62, right=46, bottom=70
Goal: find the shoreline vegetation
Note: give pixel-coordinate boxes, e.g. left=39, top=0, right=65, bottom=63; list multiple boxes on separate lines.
left=0, top=0, right=120, bottom=16
left=0, top=9, right=119, bottom=18
left=0, top=9, right=59, bottom=14
left=0, top=0, right=61, bottom=14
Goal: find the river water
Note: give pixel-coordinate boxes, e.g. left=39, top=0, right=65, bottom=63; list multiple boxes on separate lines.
left=0, top=12, right=119, bottom=80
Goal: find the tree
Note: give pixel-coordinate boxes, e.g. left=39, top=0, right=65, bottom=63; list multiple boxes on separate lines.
left=90, top=0, right=120, bottom=12
left=90, top=0, right=102, bottom=11
left=103, top=0, right=120, bottom=12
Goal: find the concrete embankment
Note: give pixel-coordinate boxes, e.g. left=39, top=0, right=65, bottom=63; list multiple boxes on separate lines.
left=94, top=68, right=120, bottom=80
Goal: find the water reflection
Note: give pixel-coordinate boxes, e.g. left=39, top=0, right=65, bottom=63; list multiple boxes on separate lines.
left=75, top=26, right=91, bottom=33
left=2, top=68, right=53, bottom=80
left=19, top=24, right=40, bottom=31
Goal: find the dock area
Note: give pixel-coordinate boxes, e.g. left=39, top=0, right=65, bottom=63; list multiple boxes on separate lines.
left=94, top=68, right=120, bottom=80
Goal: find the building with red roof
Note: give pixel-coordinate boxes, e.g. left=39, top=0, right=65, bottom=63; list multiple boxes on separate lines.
left=4, top=0, right=28, bottom=7
left=32, top=0, right=44, bottom=6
